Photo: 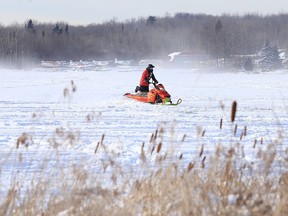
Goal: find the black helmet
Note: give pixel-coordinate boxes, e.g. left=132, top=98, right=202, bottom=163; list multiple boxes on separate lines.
left=148, top=64, right=155, bottom=68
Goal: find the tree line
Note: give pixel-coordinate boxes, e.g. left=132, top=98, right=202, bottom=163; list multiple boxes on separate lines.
left=1, top=13, right=288, bottom=68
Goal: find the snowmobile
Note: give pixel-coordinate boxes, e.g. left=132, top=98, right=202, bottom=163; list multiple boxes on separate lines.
left=124, top=82, right=182, bottom=106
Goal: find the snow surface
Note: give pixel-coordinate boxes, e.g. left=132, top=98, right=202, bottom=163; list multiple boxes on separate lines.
left=0, top=66, right=288, bottom=196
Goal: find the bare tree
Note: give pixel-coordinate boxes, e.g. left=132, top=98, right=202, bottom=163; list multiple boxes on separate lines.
left=0, top=13, right=288, bottom=68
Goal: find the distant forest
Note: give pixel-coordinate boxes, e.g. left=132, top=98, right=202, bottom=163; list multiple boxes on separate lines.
left=1, top=13, right=288, bottom=67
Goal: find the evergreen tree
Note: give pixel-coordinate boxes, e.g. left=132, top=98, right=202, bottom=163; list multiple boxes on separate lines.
left=244, top=57, right=253, bottom=71
left=215, top=20, right=222, bottom=33
left=26, top=19, right=36, bottom=34
left=146, top=16, right=156, bottom=26
left=213, top=19, right=224, bottom=67
left=53, top=24, right=63, bottom=34
left=259, top=41, right=281, bottom=71
left=27, top=19, right=34, bottom=29
left=65, top=24, right=69, bottom=35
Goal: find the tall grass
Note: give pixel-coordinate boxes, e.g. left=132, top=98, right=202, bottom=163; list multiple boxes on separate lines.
left=2, top=129, right=288, bottom=215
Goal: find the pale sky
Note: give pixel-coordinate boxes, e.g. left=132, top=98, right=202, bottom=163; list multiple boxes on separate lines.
left=1, top=0, right=287, bottom=26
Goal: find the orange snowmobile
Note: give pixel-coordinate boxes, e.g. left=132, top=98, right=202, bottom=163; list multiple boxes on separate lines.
left=124, top=83, right=182, bottom=106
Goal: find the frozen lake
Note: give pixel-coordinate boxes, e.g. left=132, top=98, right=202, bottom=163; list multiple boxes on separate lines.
left=0, top=66, right=288, bottom=195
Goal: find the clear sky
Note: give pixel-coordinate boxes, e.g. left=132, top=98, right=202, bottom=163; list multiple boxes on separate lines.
left=1, top=0, right=287, bottom=26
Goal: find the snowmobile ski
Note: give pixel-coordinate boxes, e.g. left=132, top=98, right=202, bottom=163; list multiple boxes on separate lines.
left=161, top=98, right=182, bottom=106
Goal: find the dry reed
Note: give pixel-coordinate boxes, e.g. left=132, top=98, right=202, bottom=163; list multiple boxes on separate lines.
left=3, top=124, right=288, bottom=216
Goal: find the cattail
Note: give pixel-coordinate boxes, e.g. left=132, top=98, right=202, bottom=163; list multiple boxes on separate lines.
left=199, top=144, right=204, bottom=157
left=202, top=156, right=206, bottom=162
left=187, top=162, right=195, bottom=172
left=179, top=153, right=183, bottom=160
left=220, top=118, right=223, bottom=129
left=154, top=129, right=158, bottom=140
left=201, top=156, right=206, bottom=168
left=72, top=85, right=77, bottom=92
left=244, top=126, right=247, bottom=136
left=150, top=133, right=154, bottom=143
left=63, top=88, right=69, bottom=97
left=234, top=124, right=238, bottom=135
left=240, top=132, right=243, bottom=141
left=151, top=146, right=155, bottom=155
left=253, top=139, right=257, bottom=148
left=181, top=134, right=186, bottom=142
left=100, top=134, right=105, bottom=145
left=157, top=142, right=162, bottom=153
left=202, top=130, right=206, bottom=137
left=231, top=101, right=237, bottom=122
left=71, top=80, right=77, bottom=92
left=94, top=142, right=100, bottom=154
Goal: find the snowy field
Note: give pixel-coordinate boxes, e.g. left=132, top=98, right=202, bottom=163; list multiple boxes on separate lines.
left=0, top=65, right=288, bottom=196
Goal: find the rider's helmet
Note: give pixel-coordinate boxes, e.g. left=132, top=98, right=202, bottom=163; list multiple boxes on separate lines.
left=147, top=64, right=154, bottom=73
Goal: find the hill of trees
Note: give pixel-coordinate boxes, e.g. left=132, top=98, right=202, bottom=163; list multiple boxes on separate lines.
left=1, top=13, right=288, bottom=68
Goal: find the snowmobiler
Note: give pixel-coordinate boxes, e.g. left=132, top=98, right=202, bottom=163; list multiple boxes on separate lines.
left=124, top=64, right=182, bottom=105
left=136, top=64, right=158, bottom=93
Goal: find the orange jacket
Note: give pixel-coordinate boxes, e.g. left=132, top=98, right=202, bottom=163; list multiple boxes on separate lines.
left=140, top=69, right=150, bottom=86
left=139, top=69, right=158, bottom=86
